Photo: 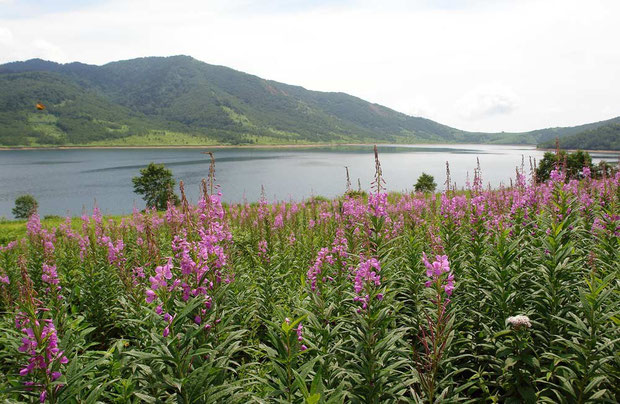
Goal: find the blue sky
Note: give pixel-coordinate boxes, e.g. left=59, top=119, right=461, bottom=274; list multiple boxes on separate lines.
left=0, top=0, right=102, bottom=18
left=0, top=0, right=618, bottom=132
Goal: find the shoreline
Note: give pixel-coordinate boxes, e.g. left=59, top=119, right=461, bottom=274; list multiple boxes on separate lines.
left=1, top=143, right=618, bottom=153
left=0, top=142, right=377, bottom=151
left=1, top=142, right=540, bottom=151
left=537, top=148, right=620, bottom=155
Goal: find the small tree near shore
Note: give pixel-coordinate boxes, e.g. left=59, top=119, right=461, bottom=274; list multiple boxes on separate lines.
left=132, top=163, right=180, bottom=211
left=12, top=194, right=38, bottom=219
left=415, top=173, right=437, bottom=193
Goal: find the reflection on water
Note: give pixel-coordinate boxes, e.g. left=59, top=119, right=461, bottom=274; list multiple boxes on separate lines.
left=0, top=144, right=614, bottom=217
left=83, top=155, right=293, bottom=173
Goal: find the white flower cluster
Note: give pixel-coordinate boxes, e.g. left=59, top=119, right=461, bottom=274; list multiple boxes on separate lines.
left=506, top=315, right=532, bottom=328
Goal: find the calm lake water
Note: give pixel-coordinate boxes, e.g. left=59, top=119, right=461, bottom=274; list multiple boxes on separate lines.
left=0, top=144, right=616, bottom=218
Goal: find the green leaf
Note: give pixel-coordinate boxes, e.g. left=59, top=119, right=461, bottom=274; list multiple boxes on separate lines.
left=307, top=393, right=321, bottom=404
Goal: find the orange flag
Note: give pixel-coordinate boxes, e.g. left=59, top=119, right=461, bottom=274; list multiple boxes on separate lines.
left=36, top=103, right=46, bottom=110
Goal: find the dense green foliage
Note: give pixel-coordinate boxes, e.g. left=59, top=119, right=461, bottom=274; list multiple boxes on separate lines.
left=1, top=56, right=618, bottom=147
left=534, top=149, right=617, bottom=183
left=0, top=72, right=153, bottom=146
left=0, top=161, right=618, bottom=402
left=414, top=173, right=437, bottom=193
left=132, top=163, right=179, bottom=210
left=11, top=195, right=38, bottom=219
left=535, top=150, right=592, bottom=182
left=538, top=122, right=620, bottom=150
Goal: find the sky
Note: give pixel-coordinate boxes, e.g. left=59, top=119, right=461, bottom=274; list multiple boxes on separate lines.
left=0, top=0, right=618, bottom=132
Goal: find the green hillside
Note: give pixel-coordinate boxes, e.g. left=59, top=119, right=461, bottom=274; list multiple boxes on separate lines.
left=0, top=71, right=156, bottom=145
left=491, top=116, right=620, bottom=145
left=538, top=122, right=620, bottom=150
left=0, top=56, right=618, bottom=147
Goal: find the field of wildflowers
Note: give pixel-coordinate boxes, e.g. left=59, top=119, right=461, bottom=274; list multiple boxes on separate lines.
left=0, top=152, right=618, bottom=403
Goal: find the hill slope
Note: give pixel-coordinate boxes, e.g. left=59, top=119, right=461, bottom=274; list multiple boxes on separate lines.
left=491, top=116, right=620, bottom=146
left=0, top=56, right=618, bottom=147
left=538, top=122, right=620, bottom=150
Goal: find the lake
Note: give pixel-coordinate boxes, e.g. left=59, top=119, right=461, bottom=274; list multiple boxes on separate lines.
left=0, top=144, right=616, bottom=218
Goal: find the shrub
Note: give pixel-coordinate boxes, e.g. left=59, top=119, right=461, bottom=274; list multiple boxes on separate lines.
left=414, top=172, right=437, bottom=193
left=12, top=194, right=38, bottom=219
left=535, top=150, right=592, bottom=182
left=132, top=162, right=180, bottom=210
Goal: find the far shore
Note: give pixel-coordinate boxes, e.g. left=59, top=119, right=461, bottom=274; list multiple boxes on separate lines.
left=1, top=143, right=618, bottom=154
left=537, top=148, right=620, bottom=155
left=0, top=142, right=375, bottom=151
left=0, top=142, right=541, bottom=151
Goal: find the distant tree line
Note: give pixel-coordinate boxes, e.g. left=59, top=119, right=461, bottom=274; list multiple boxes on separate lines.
left=538, top=123, right=620, bottom=151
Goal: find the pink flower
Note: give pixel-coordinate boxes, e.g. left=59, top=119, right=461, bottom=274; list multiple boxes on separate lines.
left=422, top=253, right=454, bottom=297
left=41, top=264, right=59, bottom=286
left=352, top=258, right=382, bottom=309
left=296, top=323, right=303, bottom=341
left=145, top=289, right=157, bottom=303
left=353, top=258, right=381, bottom=295
left=368, top=192, right=388, bottom=218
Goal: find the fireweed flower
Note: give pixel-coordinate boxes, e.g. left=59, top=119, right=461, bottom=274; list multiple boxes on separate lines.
left=257, top=240, right=269, bottom=262
left=368, top=192, right=389, bottom=218
left=16, top=313, right=68, bottom=401
left=549, top=168, right=566, bottom=184
left=41, top=264, right=59, bottom=286
left=147, top=258, right=174, bottom=293
left=307, top=247, right=331, bottom=292
left=0, top=269, right=9, bottom=285
left=422, top=253, right=454, bottom=296
left=307, top=231, right=350, bottom=293
left=107, top=239, right=125, bottom=266
left=352, top=257, right=381, bottom=309
left=41, top=263, right=63, bottom=301
left=440, top=194, right=468, bottom=225
left=26, top=213, right=42, bottom=238
left=291, top=321, right=307, bottom=351
left=144, top=193, right=233, bottom=338
left=331, top=228, right=348, bottom=259
left=296, top=323, right=303, bottom=340
left=0, top=240, right=18, bottom=252
left=273, top=213, right=284, bottom=229
left=132, top=266, right=146, bottom=286
left=288, top=232, right=296, bottom=246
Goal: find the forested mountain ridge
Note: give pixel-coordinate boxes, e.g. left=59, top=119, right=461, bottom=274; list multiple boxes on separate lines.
left=538, top=121, right=620, bottom=151
left=0, top=56, right=618, bottom=147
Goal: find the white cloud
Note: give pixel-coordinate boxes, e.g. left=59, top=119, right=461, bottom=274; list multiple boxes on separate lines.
left=0, top=0, right=618, bottom=132
left=456, top=84, right=519, bottom=120
left=403, top=95, right=437, bottom=119
left=31, top=39, right=66, bottom=61
left=0, top=26, right=13, bottom=45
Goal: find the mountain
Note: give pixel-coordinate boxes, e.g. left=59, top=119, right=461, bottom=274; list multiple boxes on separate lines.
left=491, top=116, right=620, bottom=146
left=537, top=121, right=620, bottom=151
left=0, top=56, right=618, bottom=147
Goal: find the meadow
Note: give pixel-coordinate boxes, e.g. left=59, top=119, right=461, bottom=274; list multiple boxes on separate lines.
left=0, top=157, right=618, bottom=403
